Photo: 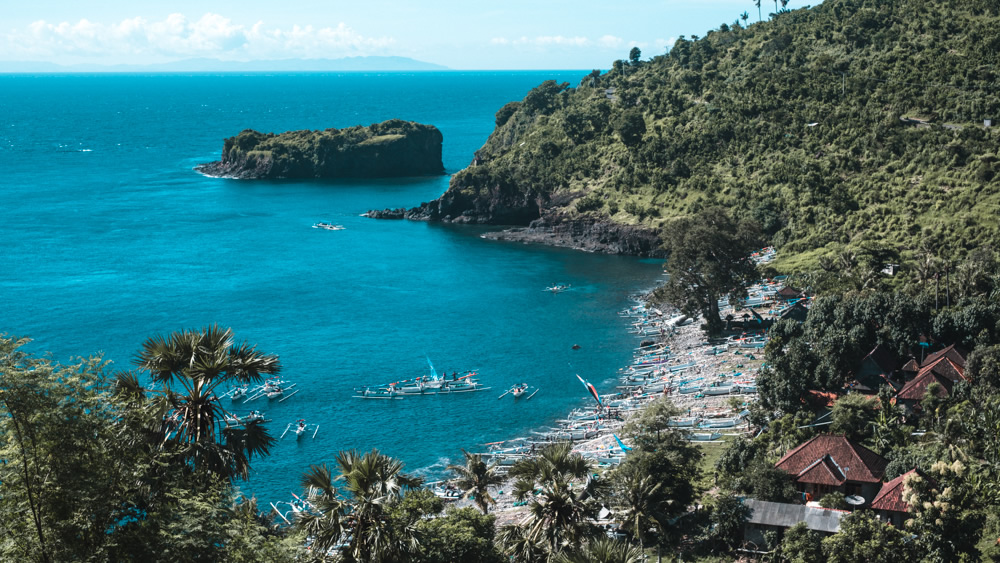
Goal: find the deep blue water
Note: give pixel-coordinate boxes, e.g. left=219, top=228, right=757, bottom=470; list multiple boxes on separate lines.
left=0, top=72, right=662, bottom=502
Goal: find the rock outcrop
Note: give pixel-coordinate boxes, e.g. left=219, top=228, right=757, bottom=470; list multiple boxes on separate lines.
left=481, top=213, right=665, bottom=258
left=197, top=119, right=444, bottom=179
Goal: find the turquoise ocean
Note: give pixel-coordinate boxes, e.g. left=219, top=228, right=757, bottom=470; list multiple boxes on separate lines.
left=0, top=71, right=663, bottom=503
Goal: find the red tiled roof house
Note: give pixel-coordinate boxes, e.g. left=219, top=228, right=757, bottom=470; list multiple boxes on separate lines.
left=871, top=468, right=929, bottom=527
left=775, top=435, right=888, bottom=504
left=896, top=346, right=968, bottom=411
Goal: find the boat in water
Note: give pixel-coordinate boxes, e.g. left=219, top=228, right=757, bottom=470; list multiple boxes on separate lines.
left=354, top=363, right=490, bottom=399
left=312, top=222, right=345, bottom=230
left=545, top=283, right=571, bottom=293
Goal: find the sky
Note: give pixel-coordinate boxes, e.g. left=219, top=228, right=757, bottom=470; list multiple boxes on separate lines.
left=1, top=1, right=817, bottom=70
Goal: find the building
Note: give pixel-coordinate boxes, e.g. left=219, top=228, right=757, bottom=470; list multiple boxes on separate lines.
left=871, top=468, right=928, bottom=527
left=845, top=343, right=900, bottom=394
left=774, top=434, right=888, bottom=503
left=896, top=345, right=968, bottom=410
left=743, top=499, right=848, bottom=547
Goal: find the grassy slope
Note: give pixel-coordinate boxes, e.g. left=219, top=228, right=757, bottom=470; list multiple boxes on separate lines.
left=448, top=0, right=1000, bottom=271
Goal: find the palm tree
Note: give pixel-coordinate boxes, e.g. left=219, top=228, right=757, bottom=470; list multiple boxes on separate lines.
left=336, top=449, right=423, bottom=563
left=551, top=538, right=645, bottom=563
left=754, top=0, right=762, bottom=21
left=508, top=443, right=610, bottom=557
left=741, top=11, right=749, bottom=25
left=131, top=325, right=280, bottom=479
left=613, top=464, right=665, bottom=553
left=497, top=524, right=547, bottom=563
left=297, top=464, right=348, bottom=556
left=447, top=449, right=505, bottom=514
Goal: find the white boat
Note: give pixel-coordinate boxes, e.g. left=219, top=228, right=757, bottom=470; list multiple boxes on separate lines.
left=230, top=386, right=248, bottom=400
left=281, top=419, right=319, bottom=439
left=690, top=432, right=723, bottom=441
left=545, top=284, right=571, bottom=292
left=699, top=418, right=740, bottom=428
left=702, top=385, right=734, bottom=396
left=225, top=410, right=265, bottom=425
left=668, top=416, right=700, bottom=428
left=312, top=222, right=345, bottom=230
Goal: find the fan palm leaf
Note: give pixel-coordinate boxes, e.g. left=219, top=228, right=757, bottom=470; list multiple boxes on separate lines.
left=447, top=449, right=504, bottom=514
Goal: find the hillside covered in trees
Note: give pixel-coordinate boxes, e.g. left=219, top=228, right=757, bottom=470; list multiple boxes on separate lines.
left=406, top=0, right=1000, bottom=272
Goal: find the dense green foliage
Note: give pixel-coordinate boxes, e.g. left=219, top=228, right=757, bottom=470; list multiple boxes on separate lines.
left=657, top=206, right=763, bottom=332
left=208, top=119, right=444, bottom=178
left=443, top=0, right=1000, bottom=271
left=0, top=334, right=297, bottom=562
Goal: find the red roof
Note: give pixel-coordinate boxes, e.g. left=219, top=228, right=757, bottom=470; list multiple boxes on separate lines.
left=897, top=369, right=953, bottom=401
left=805, top=390, right=838, bottom=408
left=775, top=435, right=887, bottom=484
left=902, top=359, right=920, bottom=372
left=777, top=286, right=802, bottom=298
left=871, top=469, right=929, bottom=513
left=921, top=344, right=967, bottom=370
left=796, top=455, right=846, bottom=486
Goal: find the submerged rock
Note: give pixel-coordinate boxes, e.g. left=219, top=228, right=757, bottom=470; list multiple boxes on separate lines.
left=197, top=119, right=444, bottom=179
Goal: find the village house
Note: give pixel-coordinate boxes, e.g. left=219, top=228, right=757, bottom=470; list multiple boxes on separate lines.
left=844, top=343, right=901, bottom=395
left=870, top=468, right=928, bottom=527
left=774, top=434, right=888, bottom=504
left=895, top=344, right=968, bottom=411
left=742, top=499, right=848, bottom=547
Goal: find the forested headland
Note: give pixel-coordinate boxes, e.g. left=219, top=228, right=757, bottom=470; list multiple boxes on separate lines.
left=401, top=0, right=1000, bottom=277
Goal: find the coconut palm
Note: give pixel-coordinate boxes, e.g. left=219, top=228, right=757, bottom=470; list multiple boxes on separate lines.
left=613, top=464, right=665, bottom=553
left=131, top=325, right=280, bottom=479
left=508, top=443, right=609, bottom=557
left=551, top=538, right=645, bottom=563
left=447, top=449, right=505, bottom=514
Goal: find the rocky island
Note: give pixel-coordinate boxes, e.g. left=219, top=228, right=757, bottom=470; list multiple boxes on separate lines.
left=197, top=119, right=444, bottom=179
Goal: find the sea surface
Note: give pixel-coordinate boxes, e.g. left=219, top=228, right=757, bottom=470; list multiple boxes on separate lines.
left=0, top=71, right=663, bottom=503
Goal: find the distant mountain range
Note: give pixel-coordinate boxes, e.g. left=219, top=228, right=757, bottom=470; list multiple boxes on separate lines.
left=0, top=56, right=449, bottom=73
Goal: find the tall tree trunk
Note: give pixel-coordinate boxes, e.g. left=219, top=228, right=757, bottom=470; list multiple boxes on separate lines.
left=4, top=400, right=52, bottom=563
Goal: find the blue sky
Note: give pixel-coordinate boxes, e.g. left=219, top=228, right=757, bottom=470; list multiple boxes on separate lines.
left=2, top=1, right=816, bottom=69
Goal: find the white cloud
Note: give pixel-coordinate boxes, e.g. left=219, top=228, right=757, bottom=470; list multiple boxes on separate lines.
left=4, top=13, right=395, bottom=62
left=488, top=34, right=644, bottom=51
left=598, top=35, right=624, bottom=48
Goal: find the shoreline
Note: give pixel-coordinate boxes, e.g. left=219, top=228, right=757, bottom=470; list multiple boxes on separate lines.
left=449, top=288, right=770, bottom=526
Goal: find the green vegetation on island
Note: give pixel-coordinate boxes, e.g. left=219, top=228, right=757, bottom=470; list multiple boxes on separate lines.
left=410, top=0, right=1000, bottom=274
left=198, top=119, right=444, bottom=179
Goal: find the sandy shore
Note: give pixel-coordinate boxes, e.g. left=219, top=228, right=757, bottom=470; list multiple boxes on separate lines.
left=477, top=296, right=767, bottom=526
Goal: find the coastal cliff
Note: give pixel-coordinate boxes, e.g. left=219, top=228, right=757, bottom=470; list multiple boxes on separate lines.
left=197, top=119, right=444, bottom=179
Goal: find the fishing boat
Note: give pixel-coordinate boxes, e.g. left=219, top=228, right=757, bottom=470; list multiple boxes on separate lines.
left=353, top=386, right=402, bottom=399
left=667, top=416, right=700, bottom=428
left=354, top=369, right=489, bottom=398
left=281, top=419, right=319, bottom=439
left=690, top=432, right=723, bottom=441
left=545, top=283, right=571, bottom=293
left=699, top=417, right=740, bottom=429
left=225, top=410, right=266, bottom=425
left=230, top=386, right=248, bottom=400
left=312, top=222, right=345, bottom=230
left=702, top=385, right=734, bottom=396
